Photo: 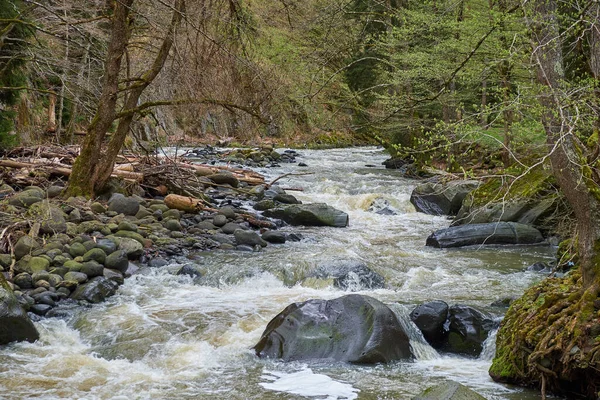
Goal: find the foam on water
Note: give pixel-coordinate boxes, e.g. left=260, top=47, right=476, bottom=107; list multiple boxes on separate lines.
left=260, top=367, right=359, bottom=400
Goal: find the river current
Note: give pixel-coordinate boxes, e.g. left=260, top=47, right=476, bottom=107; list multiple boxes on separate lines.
left=0, top=147, right=555, bottom=399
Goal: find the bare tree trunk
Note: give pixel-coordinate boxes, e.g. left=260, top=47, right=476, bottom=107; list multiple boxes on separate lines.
left=528, top=0, right=600, bottom=287
left=46, top=92, right=57, bottom=134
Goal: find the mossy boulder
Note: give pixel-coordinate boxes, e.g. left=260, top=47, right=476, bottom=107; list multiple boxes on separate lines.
left=410, top=180, right=480, bottom=216
left=82, top=248, right=107, bottom=265
left=14, top=236, right=41, bottom=260
left=28, top=201, right=67, bottom=234
left=254, top=294, right=413, bottom=363
left=8, top=188, right=44, bottom=208
left=70, top=276, right=118, bottom=303
left=14, top=256, right=50, bottom=275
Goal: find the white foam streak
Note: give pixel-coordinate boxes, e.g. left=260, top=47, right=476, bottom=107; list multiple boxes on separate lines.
left=260, top=368, right=359, bottom=400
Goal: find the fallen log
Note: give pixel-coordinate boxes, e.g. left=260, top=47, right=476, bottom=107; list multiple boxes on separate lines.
left=0, top=159, right=143, bottom=182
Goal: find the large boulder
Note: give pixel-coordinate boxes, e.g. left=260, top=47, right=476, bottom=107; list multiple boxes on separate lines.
left=0, top=274, right=39, bottom=345
left=310, top=260, right=385, bottom=291
left=410, top=300, right=449, bottom=347
left=8, top=188, right=44, bottom=208
left=410, top=180, right=479, bottom=216
left=263, top=203, right=349, bottom=227
left=413, top=381, right=486, bottom=400
left=28, top=201, right=67, bottom=234
left=254, top=294, right=413, bottom=363
left=426, top=222, right=544, bottom=248
left=443, top=305, right=496, bottom=357
left=70, top=276, right=118, bottom=303
left=13, top=235, right=41, bottom=260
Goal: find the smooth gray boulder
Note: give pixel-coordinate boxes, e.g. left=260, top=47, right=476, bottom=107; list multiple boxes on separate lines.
left=0, top=274, right=39, bottom=345
left=254, top=294, right=412, bottom=363
left=263, top=203, right=349, bottom=227
left=14, top=236, right=41, bottom=260
left=108, top=194, right=140, bottom=216
left=234, top=229, right=268, bottom=247
left=413, top=381, right=486, bottom=400
left=426, top=222, right=543, bottom=248
left=411, top=180, right=479, bottom=216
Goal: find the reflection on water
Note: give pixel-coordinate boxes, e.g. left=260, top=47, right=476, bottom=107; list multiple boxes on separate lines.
left=0, top=147, right=553, bottom=400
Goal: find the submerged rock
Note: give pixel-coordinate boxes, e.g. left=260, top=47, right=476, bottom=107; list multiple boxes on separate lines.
left=70, top=276, right=118, bottom=303
left=311, top=259, right=385, bottom=291
left=254, top=294, right=412, bottom=363
left=426, top=222, right=544, bottom=248
left=443, top=305, right=496, bottom=357
left=413, top=381, right=486, bottom=400
left=0, top=274, right=39, bottom=345
left=263, top=203, right=349, bottom=227
left=410, top=300, right=449, bottom=347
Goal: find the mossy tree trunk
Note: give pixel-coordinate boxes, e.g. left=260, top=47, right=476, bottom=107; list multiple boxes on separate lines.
left=529, top=0, right=600, bottom=288
left=67, top=0, right=185, bottom=198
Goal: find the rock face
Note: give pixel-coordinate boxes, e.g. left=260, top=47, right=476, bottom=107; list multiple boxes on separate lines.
left=311, top=260, right=385, bottom=291
left=426, top=222, right=544, bottom=248
left=0, top=274, right=39, bottom=345
left=413, top=381, right=486, bottom=400
left=410, top=180, right=479, bottom=216
left=254, top=294, right=413, bottom=363
left=263, top=203, right=349, bottom=227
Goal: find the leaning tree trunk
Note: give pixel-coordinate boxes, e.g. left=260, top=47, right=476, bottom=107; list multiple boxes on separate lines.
left=530, top=0, right=600, bottom=288
left=66, top=0, right=133, bottom=197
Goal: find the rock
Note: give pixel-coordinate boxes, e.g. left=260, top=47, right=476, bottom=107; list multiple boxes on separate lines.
left=311, top=260, right=385, bottom=291
left=212, top=214, right=227, bottom=227
left=81, top=260, right=104, bottom=278
left=90, top=202, right=106, bottom=214
left=82, top=248, right=107, bottom=264
left=70, top=276, right=118, bottom=303
left=14, top=236, right=41, bottom=260
left=197, top=220, right=217, bottom=230
left=274, top=193, right=301, bottom=204
left=68, top=242, right=87, bottom=258
left=8, top=189, right=44, bottom=208
left=68, top=208, right=81, bottom=223
left=135, top=207, right=153, bottom=219
left=114, top=230, right=147, bottom=246
left=148, top=258, right=169, bottom=268
left=367, top=198, right=397, bottom=215
left=443, top=305, right=496, bottom=357
left=0, top=254, right=11, bottom=268
left=425, top=222, right=544, bottom=248
left=13, top=273, right=33, bottom=289
left=31, top=271, right=51, bottom=283
left=413, top=381, right=486, bottom=400
left=208, top=172, right=239, bottom=187
left=103, top=268, right=124, bottom=285
left=117, top=221, right=138, bottom=232
left=253, top=199, right=277, bottom=211
left=221, top=222, right=242, bottom=234
left=410, top=300, right=449, bottom=347
left=261, top=230, right=286, bottom=244
left=0, top=274, right=39, bottom=344
left=64, top=271, right=88, bottom=284
left=63, top=260, right=83, bottom=271
left=162, top=209, right=181, bottom=220
left=107, top=194, right=140, bottom=216
left=234, top=229, right=268, bottom=247
left=15, top=256, right=49, bottom=274
left=95, top=238, right=118, bottom=255
left=46, top=186, right=64, bottom=198
left=410, top=180, right=479, bottom=216
left=163, top=219, right=182, bottom=232
left=28, top=201, right=67, bottom=234
left=176, top=264, right=202, bottom=278
left=30, top=303, right=53, bottom=316
left=263, top=203, right=349, bottom=227
left=105, top=250, right=129, bottom=273
left=218, top=206, right=237, bottom=219
left=254, top=294, right=412, bottom=363
left=112, top=237, right=144, bottom=259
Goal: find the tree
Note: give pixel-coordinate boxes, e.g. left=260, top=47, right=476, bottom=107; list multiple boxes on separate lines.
left=0, top=0, right=32, bottom=148
left=66, top=0, right=185, bottom=197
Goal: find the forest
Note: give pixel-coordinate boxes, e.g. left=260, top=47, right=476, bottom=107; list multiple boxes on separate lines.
left=1, top=0, right=600, bottom=399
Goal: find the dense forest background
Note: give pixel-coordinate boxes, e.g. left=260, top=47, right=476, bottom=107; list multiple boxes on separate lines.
left=3, top=0, right=594, bottom=165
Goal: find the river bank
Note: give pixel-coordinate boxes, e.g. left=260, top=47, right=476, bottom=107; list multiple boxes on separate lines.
left=0, top=147, right=557, bottom=399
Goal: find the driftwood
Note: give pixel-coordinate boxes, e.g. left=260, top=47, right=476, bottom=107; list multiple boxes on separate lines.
left=266, top=172, right=312, bottom=189
left=0, top=159, right=143, bottom=182
left=165, top=193, right=276, bottom=228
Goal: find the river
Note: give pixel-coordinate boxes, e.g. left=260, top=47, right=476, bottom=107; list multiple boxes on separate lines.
left=0, top=147, right=555, bottom=399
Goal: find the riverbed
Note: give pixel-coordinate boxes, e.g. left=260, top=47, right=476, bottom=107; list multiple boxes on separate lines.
left=0, top=147, right=555, bottom=399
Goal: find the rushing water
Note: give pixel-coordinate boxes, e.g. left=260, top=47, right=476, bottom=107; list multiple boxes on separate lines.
left=0, top=147, right=556, bottom=400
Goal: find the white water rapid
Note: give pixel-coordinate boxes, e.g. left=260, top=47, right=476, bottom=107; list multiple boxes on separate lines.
left=0, top=147, right=555, bottom=399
